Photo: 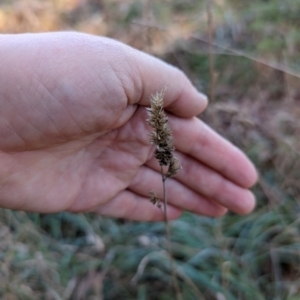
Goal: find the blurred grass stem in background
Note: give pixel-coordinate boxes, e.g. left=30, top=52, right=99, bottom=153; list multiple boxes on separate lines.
left=206, top=0, right=216, bottom=126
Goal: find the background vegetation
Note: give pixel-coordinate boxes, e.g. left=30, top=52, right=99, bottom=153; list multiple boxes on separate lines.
left=1, top=0, right=300, bottom=299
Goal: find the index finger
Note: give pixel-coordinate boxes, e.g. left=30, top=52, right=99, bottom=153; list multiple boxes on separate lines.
left=120, top=45, right=208, bottom=117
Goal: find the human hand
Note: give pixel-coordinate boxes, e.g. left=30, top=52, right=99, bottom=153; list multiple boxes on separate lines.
left=0, top=32, right=257, bottom=221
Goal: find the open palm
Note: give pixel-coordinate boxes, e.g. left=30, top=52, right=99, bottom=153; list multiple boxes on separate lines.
left=0, top=32, right=257, bottom=220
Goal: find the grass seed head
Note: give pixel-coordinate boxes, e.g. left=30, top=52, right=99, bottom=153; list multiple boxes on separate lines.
left=147, top=89, right=176, bottom=168
left=149, top=191, right=161, bottom=208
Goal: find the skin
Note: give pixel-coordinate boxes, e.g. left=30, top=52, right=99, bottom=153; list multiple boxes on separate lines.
left=0, top=32, right=258, bottom=221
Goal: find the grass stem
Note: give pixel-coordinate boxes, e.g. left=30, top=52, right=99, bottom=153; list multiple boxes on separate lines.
left=161, top=166, right=182, bottom=300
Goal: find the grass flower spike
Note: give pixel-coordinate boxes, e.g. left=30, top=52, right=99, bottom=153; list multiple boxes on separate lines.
left=147, top=89, right=181, bottom=177
left=146, top=89, right=182, bottom=300
left=147, top=89, right=174, bottom=166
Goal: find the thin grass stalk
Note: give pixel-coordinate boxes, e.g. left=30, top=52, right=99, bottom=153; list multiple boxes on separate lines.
left=147, top=90, right=182, bottom=300
left=206, top=0, right=216, bottom=125
left=161, top=166, right=182, bottom=300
